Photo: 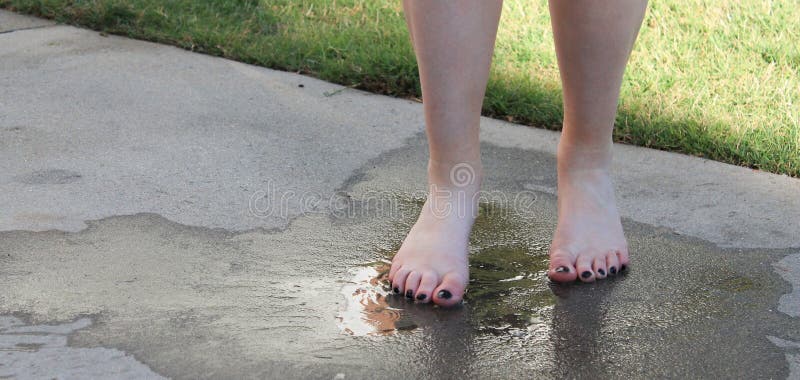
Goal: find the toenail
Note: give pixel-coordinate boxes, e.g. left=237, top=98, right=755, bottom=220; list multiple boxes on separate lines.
left=393, top=287, right=400, bottom=294
left=554, top=266, right=570, bottom=273
left=438, top=290, right=452, bottom=299
left=597, top=269, right=606, bottom=276
left=609, top=267, right=617, bottom=275
left=405, top=290, right=413, bottom=298
left=416, top=293, right=426, bottom=301
left=581, top=271, right=592, bottom=279
left=621, top=264, right=628, bottom=271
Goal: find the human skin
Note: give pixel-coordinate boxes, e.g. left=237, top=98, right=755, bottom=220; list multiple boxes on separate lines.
left=389, top=0, right=648, bottom=306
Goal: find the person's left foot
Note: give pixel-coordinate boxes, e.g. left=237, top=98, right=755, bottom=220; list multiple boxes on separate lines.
left=547, top=141, right=630, bottom=283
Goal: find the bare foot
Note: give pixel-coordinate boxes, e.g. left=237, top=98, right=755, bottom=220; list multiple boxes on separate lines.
left=388, top=160, right=481, bottom=306
left=548, top=142, right=630, bottom=283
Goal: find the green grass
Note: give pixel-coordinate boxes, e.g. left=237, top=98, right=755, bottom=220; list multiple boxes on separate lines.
left=3, top=0, right=798, bottom=176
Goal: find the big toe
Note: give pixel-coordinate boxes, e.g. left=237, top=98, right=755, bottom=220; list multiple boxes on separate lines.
left=548, top=249, right=578, bottom=283
left=432, top=273, right=467, bottom=307
left=575, top=255, right=596, bottom=283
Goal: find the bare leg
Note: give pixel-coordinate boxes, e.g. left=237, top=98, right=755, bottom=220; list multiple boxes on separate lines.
left=389, top=0, right=503, bottom=306
left=547, top=0, right=648, bottom=282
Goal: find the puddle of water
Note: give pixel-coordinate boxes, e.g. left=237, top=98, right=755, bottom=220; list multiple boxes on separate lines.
left=332, top=183, right=800, bottom=377
left=337, top=198, right=556, bottom=337
left=0, top=180, right=795, bottom=377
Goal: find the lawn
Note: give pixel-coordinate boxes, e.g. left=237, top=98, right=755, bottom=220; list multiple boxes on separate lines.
left=3, top=0, right=798, bottom=176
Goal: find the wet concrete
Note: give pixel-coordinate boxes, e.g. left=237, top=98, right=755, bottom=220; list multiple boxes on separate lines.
left=1, top=140, right=798, bottom=379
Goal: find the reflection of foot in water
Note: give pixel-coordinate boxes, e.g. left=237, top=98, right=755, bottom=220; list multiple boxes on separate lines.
left=338, top=260, right=475, bottom=338
left=337, top=264, right=400, bottom=336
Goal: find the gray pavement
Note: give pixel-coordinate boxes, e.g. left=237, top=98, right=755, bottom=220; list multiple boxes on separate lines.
left=1, top=10, right=799, bottom=379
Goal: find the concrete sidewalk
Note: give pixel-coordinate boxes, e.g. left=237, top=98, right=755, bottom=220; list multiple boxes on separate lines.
left=1, top=10, right=799, bottom=379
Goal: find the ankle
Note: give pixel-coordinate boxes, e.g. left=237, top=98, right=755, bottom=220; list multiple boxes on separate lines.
left=427, top=158, right=483, bottom=189
left=421, top=159, right=482, bottom=223
left=557, top=138, right=613, bottom=173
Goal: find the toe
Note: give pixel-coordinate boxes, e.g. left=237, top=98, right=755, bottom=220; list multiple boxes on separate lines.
left=593, top=257, right=607, bottom=279
left=415, top=271, right=438, bottom=303
left=392, top=268, right=410, bottom=295
left=433, top=273, right=467, bottom=307
left=548, top=249, right=578, bottom=282
left=606, top=252, right=620, bottom=276
left=403, top=272, right=422, bottom=299
left=576, top=255, right=595, bottom=283
left=616, top=248, right=631, bottom=272
left=388, top=259, right=401, bottom=283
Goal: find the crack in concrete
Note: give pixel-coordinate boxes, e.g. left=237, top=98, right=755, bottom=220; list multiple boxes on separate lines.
left=0, top=24, right=55, bottom=34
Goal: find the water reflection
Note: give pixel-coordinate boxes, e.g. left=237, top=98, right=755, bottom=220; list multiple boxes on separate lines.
left=336, top=262, right=403, bottom=336
left=337, top=199, right=559, bottom=338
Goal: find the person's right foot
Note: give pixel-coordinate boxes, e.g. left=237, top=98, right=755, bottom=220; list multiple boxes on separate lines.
left=387, top=161, right=481, bottom=307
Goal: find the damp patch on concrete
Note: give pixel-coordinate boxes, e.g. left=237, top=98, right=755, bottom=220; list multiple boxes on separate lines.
left=331, top=191, right=800, bottom=378
left=0, top=139, right=798, bottom=379
left=0, top=212, right=388, bottom=379
left=0, top=315, right=165, bottom=379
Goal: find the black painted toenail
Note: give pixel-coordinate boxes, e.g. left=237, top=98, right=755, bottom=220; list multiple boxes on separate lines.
left=438, top=290, right=452, bottom=299
left=416, top=293, right=426, bottom=301
left=393, top=287, right=400, bottom=294
left=405, top=290, right=413, bottom=298
left=609, top=267, right=617, bottom=275
left=621, top=264, right=628, bottom=271
left=597, top=269, right=606, bottom=276
left=554, top=266, right=570, bottom=273
left=581, top=271, right=592, bottom=279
